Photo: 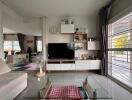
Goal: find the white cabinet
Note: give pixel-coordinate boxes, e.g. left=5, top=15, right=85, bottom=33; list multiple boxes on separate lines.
left=61, top=24, right=74, bottom=33
left=89, top=60, right=101, bottom=69
left=71, top=64, right=76, bottom=70
left=87, top=41, right=100, bottom=50
left=47, top=64, right=61, bottom=70
left=47, top=63, right=75, bottom=71
left=75, top=60, right=101, bottom=70
left=61, top=64, right=75, bottom=70
left=75, top=60, right=90, bottom=70
left=47, top=60, right=101, bottom=71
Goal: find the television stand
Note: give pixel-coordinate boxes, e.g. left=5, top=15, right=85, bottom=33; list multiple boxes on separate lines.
left=47, top=59, right=75, bottom=63
left=46, top=59, right=101, bottom=71
left=46, top=59, right=75, bottom=71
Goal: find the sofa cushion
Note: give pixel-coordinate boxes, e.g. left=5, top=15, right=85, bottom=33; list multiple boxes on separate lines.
left=0, top=59, right=11, bottom=75
left=0, top=72, right=27, bottom=100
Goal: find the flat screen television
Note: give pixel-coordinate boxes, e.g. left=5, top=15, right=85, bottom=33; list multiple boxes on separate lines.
left=48, top=43, right=74, bottom=59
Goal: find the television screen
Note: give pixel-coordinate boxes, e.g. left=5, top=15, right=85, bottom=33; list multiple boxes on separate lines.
left=48, top=43, right=74, bottom=59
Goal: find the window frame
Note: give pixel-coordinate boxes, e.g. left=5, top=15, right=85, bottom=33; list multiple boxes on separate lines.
left=107, top=12, right=132, bottom=93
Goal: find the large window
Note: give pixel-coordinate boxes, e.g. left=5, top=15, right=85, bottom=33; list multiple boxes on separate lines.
left=108, top=13, right=132, bottom=88
left=4, top=41, right=20, bottom=52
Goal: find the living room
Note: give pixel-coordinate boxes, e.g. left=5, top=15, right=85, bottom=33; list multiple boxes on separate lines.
left=0, top=0, right=132, bottom=100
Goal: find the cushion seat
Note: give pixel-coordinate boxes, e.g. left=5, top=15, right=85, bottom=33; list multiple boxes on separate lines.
left=0, top=72, right=27, bottom=100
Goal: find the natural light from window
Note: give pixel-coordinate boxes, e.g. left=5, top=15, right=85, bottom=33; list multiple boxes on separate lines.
left=108, top=12, right=132, bottom=88
left=4, top=41, right=20, bottom=53
left=37, top=40, right=42, bottom=52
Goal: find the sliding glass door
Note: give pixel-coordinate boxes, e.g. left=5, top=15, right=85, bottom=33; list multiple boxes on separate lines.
left=108, top=12, right=132, bottom=88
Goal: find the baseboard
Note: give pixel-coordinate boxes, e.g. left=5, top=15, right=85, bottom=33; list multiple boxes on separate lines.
left=46, top=70, right=100, bottom=74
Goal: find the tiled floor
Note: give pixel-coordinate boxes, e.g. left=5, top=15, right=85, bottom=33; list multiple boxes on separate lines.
left=14, top=72, right=132, bottom=100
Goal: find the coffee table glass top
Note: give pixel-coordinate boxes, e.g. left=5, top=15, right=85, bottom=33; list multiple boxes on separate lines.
left=22, top=74, right=112, bottom=100
left=86, top=77, right=112, bottom=99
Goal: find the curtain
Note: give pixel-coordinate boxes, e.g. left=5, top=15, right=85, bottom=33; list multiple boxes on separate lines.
left=17, top=33, right=26, bottom=53
left=99, top=1, right=113, bottom=76
left=34, top=36, right=37, bottom=52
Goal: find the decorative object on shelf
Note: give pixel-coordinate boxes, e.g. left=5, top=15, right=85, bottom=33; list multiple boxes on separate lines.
left=74, top=32, right=88, bottom=60
left=74, top=34, right=87, bottom=42
left=81, top=54, right=88, bottom=60
left=75, top=27, right=88, bottom=34
left=75, top=43, right=86, bottom=50
left=61, top=17, right=74, bottom=24
left=87, top=41, right=100, bottom=50
left=49, top=25, right=58, bottom=34
left=75, top=28, right=79, bottom=34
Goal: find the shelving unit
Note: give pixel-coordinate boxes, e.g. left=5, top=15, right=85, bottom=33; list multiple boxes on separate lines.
left=74, top=32, right=100, bottom=60
left=47, top=20, right=101, bottom=71
left=74, top=33, right=88, bottom=60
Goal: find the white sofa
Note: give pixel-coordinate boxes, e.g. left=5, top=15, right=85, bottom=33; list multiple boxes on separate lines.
left=0, top=59, right=27, bottom=100
left=7, top=54, right=27, bottom=67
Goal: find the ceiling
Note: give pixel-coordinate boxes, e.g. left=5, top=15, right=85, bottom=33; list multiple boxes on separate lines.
left=2, top=0, right=110, bottom=18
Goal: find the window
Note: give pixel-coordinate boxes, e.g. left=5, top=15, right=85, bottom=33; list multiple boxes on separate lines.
left=37, top=40, right=42, bottom=52
left=4, top=41, right=20, bottom=52
left=108, top=12, right=132, bottom=88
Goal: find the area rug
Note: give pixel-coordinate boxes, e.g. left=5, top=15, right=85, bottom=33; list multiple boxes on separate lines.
left=25, top=63, right=38, bottom=71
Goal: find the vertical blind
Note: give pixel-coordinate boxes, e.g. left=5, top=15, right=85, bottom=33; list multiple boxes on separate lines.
left=108, top=12, right=132, bottom=88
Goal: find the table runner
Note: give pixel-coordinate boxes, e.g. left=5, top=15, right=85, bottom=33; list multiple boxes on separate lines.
left=47, top=85, right=83, bottom=100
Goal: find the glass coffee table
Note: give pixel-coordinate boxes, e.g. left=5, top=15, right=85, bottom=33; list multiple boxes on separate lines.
left=21, top=75, right=112, bottom=100
left=84, top=77, right=112, bottom=100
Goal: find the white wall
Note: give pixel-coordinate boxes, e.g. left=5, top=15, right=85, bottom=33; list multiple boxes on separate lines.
left=22, top=18, right=42, bottom=36
left=46, top=16, right=98, bottom=44
left=2, top=12, right=42, bottom=36
left=4, top=34, right=18, bottom=41
left=1, top=1, right=24, bottom=33
left=0, top=3, right=4, bottom=59
left=0, top=2, right=41, bottom=36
